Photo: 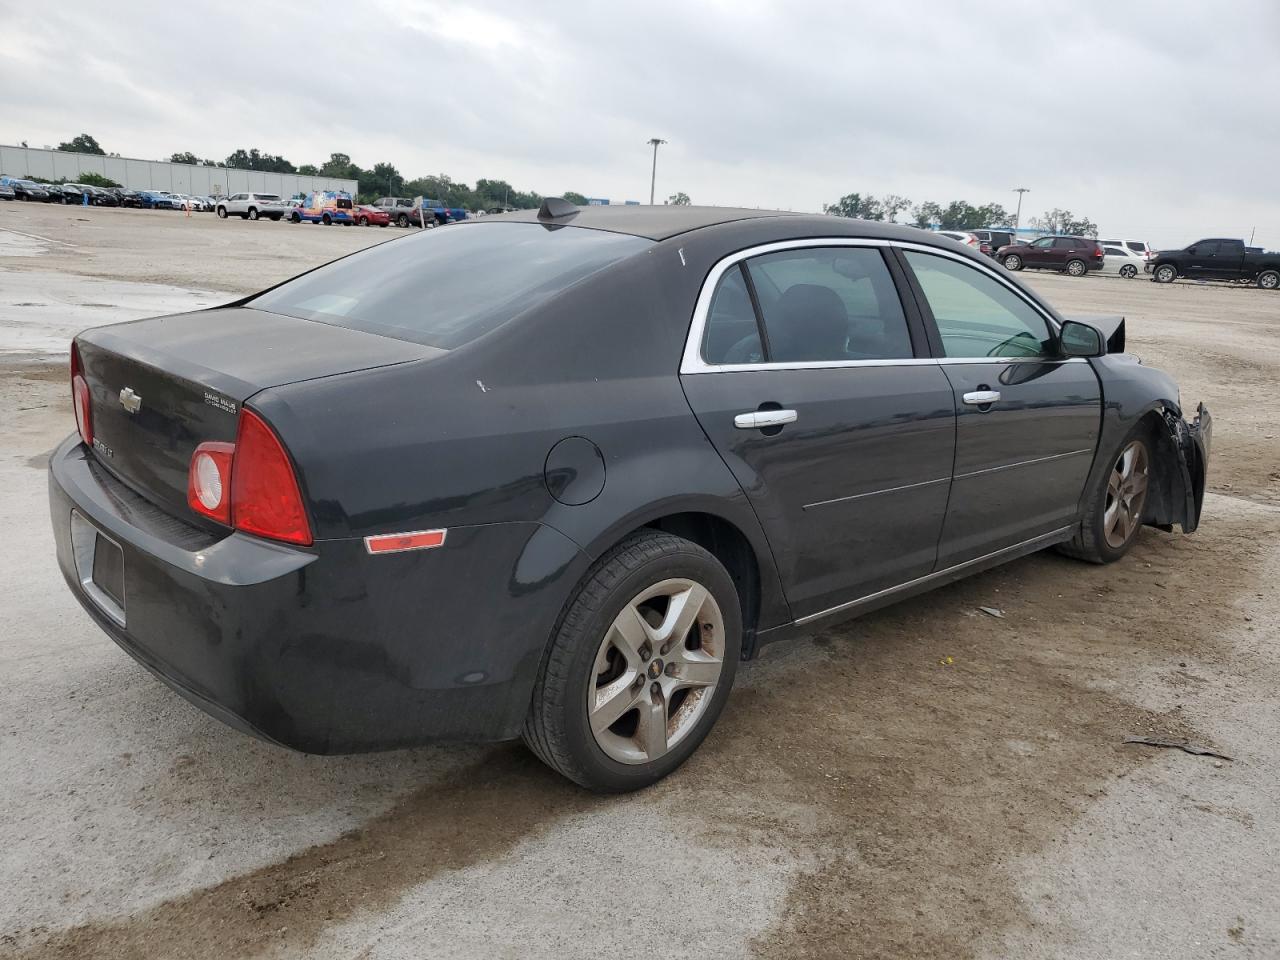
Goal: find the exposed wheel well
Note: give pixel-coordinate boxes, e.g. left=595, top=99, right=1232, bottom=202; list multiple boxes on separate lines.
left=1136, top=408, right=1186, bottom=528
left=641, top=512, right=761, bottom=653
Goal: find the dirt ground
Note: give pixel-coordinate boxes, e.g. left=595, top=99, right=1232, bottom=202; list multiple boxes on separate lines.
left=1, top=204, right=1278, bottom=959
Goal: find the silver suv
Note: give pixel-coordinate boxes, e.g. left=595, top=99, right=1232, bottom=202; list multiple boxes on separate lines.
left=215, top=192, right=288, bottom=221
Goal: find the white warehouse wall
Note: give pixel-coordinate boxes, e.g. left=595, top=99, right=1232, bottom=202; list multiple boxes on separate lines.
left=0, top=145, right=357, bottom=197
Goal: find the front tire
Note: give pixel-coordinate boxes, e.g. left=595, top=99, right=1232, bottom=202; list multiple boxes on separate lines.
left=1258, top=269, right=1279, bottom=290
left=322, top=213, right=332, bottom=225
left=1066, top=258, right=1087, bottom=277
left=1058, top=426, right=1152, bottom=564
left=1154, top=263, right=1177, bottom=283
left=216, top=206, right=227, bottom=219
left=291, top=211, right=301, bottom=223
left=1002, top=253, right=1023, bottom=271
left=523, top=531, right=742, bottom=792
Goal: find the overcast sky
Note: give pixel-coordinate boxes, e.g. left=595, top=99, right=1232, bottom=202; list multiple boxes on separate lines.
left=3, top=0, right=1278, bottom=246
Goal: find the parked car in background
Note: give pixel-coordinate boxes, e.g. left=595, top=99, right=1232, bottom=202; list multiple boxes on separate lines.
left=971, top=229, right=1015, bottom=257
left=83, top=185, right=120, bottom=207
left=50, top=203, right=1210, bottom=792
left=1101, top=244, right=1147, bottom=279
left=8, top=178, right=51, bottom=201
left=0, top=182, right=15, bottom=201
left=374, top=196, right=423, bottom=227
left=355, top=204, right=391, bottom=227
left=290, top=191, right=357, bottom=225
left=937, top=230, right=980, bottom=249
left=1099, top=239, right=1153, bottom=265
left=1150, top=238, right=1280, bottom=289
left=138, top=191, right=180, bottom=210
left=109, top=188, right=144, bottom=208
left=999, top=236, right=1104, bottom=276
left=216, top=192, right=288, bottom=221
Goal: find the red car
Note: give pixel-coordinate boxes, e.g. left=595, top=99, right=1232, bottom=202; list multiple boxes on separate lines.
left=354, top=205, right=390, bottom=227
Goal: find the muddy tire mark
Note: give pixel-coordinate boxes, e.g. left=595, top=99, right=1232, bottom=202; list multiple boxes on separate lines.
left=2, top=748, right=594, bottom=959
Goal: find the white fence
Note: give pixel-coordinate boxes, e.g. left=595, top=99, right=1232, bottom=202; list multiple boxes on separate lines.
left=0, top=145, right=357, bottom=198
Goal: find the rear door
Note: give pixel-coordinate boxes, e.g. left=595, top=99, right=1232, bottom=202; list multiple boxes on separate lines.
left=898, top=248, right=1102, bottom=566
left=680, top=241, right=956, bottom=620
left=1211, top=239, right=1246, bottom=280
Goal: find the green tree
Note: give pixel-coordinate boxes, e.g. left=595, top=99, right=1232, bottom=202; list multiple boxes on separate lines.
left=1030, top=208, right=1097, bottom=236
left=58, top=134, right=105, bottom=155
left=562, top=191, right=589, bottom=205
left=938, top=201, right=982, bottom=230
left=911, top=201, right=943, bottom=228
left=880, top=194, right=912, bottom=223
left=296, top=164, right=320, bottom=176
left=169, top=151, right=200, bottom=165
left=359, top=162, right=401, bottom=201
left=79, top=172, right=120, bottom=188
left=225, top=148, right=296, bottom=173
left=824, top=192, right=883, bottom=220
left=975, top=203, right=1011, bottom=228
left=667, top=191, right=691, bottom=205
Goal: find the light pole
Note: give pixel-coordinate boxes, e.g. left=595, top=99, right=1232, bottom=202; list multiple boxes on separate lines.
left=647, top=138, right=666, bottom=205
left=1013, top=187, right=1030, bottom=236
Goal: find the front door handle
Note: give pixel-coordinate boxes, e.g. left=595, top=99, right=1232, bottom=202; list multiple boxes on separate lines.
left=734, top=409, right=798, bottom=429
left=962, top=390, right=1001, bottom=405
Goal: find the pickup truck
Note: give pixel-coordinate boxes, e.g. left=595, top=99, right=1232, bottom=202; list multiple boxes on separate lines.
left=1150, top=238, right=1280, bottom=289
left=373, top=196, right=469, bottom=227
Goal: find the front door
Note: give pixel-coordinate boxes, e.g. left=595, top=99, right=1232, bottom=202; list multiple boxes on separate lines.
left=899, top=249, right=1102, bottom=567
left=680, top=243, right=956, bottom=620
left=1023, top=236, right=1056, bottom=268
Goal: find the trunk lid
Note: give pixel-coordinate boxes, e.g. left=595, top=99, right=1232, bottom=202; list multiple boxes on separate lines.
left=76, top=307, right=440, bottom=522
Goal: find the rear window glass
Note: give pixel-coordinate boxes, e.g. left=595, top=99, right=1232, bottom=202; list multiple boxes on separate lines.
left=1126, top=242, right=1146, bottom=252
left=249, top=222, right=651, bottom=349
left=255, top=194, right=280, bottom=201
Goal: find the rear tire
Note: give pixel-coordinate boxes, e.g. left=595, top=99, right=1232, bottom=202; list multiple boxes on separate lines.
left=1066, top=258, right=1087, bottom=277
left=1002, top=254, right=1023, bottom=271
left=358, top=215, right=369, bottom=226
left=1258, top=269, right=1279, bottom=290
left=523, top=531, right=742, bottom=792
left=1120, top=264, right=1138, bottom=279
left=397, top=213, right=410, bottom=227
left=1057, top=424, right=1153, bottom=564
left=247, top=207, right=259, bottom=221
left=1154, top=264, right=1177, bottom=283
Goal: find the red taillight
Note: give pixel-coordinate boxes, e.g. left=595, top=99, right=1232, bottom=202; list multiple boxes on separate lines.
left=184, top=408, right=313, bottom=546
left=230, top=409, right=313, bottom=546
left=187, top=441, right=235, bottom=524
left=71, top=343, right=92, bottom=446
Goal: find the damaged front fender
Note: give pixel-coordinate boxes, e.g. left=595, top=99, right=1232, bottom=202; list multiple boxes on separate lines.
left=1152, top=402, right=1212, bottom=533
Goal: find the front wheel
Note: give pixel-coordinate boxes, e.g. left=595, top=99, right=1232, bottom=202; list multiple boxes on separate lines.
left=216, top=206, right=227, bottom=219
left=1120, top=264, right=1138, bottom=279
left=321, top=213, right=332, bottom=225
left=1002, top=254, right=1022, bottom=271
left=1058, top=428, right=1152, bottom=564
left=1153, top=264, right=1177, bottom=283
left=1066, top=258, right=1087, bottom=277
left=1258, top=269, right=1279, bottom=290
left=523, top=531, right=742, bottom=792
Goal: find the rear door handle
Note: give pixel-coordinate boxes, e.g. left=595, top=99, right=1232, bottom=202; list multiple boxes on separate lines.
left=734, top=409, right=798, bottom=429
left=962, top=390, right=1001, bottom=405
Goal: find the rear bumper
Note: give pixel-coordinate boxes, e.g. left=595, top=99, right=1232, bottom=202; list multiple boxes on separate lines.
left=49, top=436, right=589, bottom=753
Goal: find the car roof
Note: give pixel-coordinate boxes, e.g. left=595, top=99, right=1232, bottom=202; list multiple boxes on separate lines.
left=495, top=204, right=802, bottom=240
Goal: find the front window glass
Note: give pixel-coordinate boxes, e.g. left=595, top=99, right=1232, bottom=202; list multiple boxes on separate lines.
left=251, top=223, right=651, bottom=350
left=1031, top=237, right=1053, bottom=248
left=744, top=247, right=913, bottom=362
left=903, top=251, right=1052, bottom=359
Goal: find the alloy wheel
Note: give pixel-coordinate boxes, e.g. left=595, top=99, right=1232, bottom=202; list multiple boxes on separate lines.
left=1121, top=265, right=1137, bottom=278
left=1260, top=271, right=1279, bottom=290
left=1103, top=440, right=1149, bottom=549
left=1067, top=259, right=1086, bottom=277
left=588, top=578, right=725, bottom=765
left=1004, top=255, right=1021, bottom=271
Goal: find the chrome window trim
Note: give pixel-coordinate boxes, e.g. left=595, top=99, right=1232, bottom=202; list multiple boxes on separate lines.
left=680, top=237, right=1065, bottom=375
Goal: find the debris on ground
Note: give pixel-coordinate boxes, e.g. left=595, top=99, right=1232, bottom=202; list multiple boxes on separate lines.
left=1123, top=737, right=1233, bottom=762
left=979, top=606, right=1005, bottom=619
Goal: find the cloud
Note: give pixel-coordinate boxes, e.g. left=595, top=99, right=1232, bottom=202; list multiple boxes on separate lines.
left=2, top=0, right=1277, bottom=244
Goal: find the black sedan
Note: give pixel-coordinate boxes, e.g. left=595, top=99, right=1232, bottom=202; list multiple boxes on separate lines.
left=49, top=202, right=1211, bottom=792
left=9, top=178, right=51, bottom=201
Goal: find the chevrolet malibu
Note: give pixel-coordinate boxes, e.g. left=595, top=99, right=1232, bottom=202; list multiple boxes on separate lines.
left=50, top=201, right=1211, bottom=792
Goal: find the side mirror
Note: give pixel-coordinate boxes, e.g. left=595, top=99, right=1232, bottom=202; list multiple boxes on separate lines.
left=1059, top=320, right=1105, bottom=358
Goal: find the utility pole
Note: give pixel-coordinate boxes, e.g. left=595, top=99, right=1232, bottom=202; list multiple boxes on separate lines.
left=1013, top=187, right=1030, bottom=236
left=648, top=138, right=666, bottom=205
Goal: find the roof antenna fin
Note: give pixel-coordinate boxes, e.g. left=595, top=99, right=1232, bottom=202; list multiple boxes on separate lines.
left=538, top=197, right=579, bottom=220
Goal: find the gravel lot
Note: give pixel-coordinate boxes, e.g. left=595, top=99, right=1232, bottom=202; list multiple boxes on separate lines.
left=2, top=204, right=1278, bottom=959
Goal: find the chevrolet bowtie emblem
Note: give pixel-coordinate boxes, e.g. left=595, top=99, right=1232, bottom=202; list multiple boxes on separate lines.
left=119, top=387, right=142, bottom=414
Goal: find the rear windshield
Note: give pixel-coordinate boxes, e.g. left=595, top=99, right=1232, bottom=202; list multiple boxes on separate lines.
left=254, top=194, right=281, bottom=201
left=249, top=222, right=652, bottom=349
